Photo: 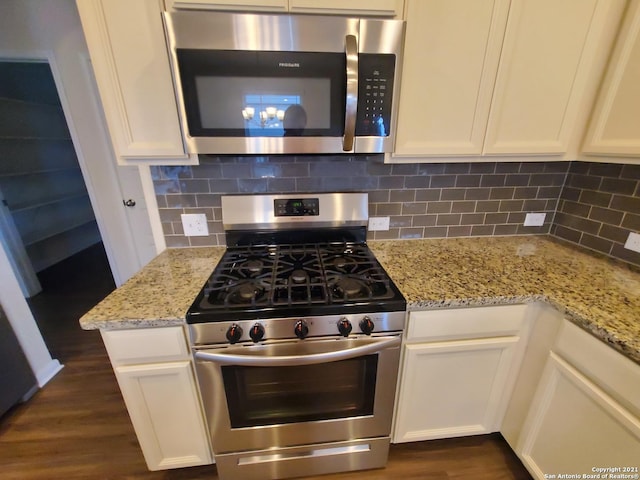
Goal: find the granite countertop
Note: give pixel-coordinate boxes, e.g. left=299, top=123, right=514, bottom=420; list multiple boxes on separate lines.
left=80, top=236, right=640, bottom=363
left=79, top=247, right=226, bottom=330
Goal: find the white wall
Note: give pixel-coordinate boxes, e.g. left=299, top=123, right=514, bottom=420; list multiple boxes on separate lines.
left=0, top=242, right=62, bottom=386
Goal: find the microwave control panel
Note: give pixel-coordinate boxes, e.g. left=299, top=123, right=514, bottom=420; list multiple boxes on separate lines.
left=356, top=54, right=396, bottom=137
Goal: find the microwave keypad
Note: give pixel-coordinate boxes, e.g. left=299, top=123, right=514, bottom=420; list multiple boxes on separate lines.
left=356, top=54, right=395, bottom=137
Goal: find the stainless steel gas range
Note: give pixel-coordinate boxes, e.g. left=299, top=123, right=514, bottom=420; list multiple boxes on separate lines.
left=186, top=193, right=406, bottom=480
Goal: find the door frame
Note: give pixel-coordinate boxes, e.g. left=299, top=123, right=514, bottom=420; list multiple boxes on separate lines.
left=0, top=50, right=161, bottom=287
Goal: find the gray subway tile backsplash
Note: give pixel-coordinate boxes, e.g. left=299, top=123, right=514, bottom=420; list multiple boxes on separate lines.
left=151, top=156, right=640, bottom=268
left=552, top=161, right=640, bottom=267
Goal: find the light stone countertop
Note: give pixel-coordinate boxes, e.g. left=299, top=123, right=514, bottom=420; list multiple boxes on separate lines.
left=79, top=247, right=226, bottom=330
left=79, top=236, right=640, bottom=364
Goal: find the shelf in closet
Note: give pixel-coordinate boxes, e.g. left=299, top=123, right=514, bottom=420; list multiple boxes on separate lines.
left=21, top=217, right=98, bottom=247
left=9, top=190, right=90, bottom=213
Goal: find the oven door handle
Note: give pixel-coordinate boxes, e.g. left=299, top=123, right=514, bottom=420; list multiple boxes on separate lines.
left=194, top=336, right=400, bottom=367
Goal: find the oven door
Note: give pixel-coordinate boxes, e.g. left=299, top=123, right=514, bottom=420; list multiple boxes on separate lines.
left=193, top=334, right=401, bottom=454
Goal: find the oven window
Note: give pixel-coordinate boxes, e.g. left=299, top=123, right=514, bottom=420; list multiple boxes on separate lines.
left=176, top=49, right=345, bottom=138
left=221, top=355, right=378, bottom=428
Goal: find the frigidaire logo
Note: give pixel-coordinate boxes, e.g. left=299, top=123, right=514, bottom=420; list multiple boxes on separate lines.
left=278, top=62, right=300, bottom=68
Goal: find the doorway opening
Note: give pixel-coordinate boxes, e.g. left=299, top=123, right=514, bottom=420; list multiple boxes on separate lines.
left=0, top=60, right=115, bottom=361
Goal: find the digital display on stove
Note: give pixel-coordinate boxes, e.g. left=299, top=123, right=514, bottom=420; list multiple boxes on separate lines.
left=274, top=198, right=319, bottom=217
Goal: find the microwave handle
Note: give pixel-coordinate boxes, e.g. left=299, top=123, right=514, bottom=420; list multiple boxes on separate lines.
left=343, top=34, right=358, bottom=152
left=194, top=335, right=399, bottom=367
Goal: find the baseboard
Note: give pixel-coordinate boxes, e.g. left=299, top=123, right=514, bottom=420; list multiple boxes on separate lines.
left=21, top=384, right=40, bottom=402
left=35, top=359, right=64, bottom=387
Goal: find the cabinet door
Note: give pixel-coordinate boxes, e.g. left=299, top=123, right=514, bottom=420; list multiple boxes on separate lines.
left=583, top=0, right=640, bottom=157
left=114, top=361, right=212, bottom=470
left=393, top=336, right=520, bottom=443
left=518, top=353, right=640, bottom=479
left=483, top=0, right=617, bottom=155
left=77, top=0, right=194, bottom=163
left=393, top=0, right=510, bottom=156
left=288, top=0, right=403, bottom=17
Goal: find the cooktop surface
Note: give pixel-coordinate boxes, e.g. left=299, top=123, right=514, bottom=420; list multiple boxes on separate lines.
left=186, top=242, right=406, bottom=323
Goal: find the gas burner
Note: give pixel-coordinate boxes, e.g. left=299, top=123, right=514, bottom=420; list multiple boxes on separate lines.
left=227, top=281, right=266, bottom=305
left=332, top=277, right=368, bottom=300
left=329, top=256, right=356, bottom=269
left=240, top=259, right=264, bottom=274
left=290, top=269, right=308, bottom=284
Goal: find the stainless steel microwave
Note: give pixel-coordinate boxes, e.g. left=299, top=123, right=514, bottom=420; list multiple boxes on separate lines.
left=162, top=11, right=404, bottom=155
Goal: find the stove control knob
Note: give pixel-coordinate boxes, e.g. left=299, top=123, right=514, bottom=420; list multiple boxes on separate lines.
left=294, top=320, right=309, bottom=340
left=337, top=318, right=352, bottom=337
left=249, top=323, right=265, bottom=343
left=360, top=316, right=375, bottom=335
left=226, top=324, right=243, bottom=344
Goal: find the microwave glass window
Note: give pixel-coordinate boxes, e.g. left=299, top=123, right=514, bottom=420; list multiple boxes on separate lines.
left=195, top=77, right=331, bottom=137
left=243, top=94, right=300, bottom=137
left=177, top=50, right=346, bottom=138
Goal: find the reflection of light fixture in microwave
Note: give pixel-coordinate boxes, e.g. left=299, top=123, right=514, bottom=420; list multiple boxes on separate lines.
left=241, top=106, right=286, bottom=127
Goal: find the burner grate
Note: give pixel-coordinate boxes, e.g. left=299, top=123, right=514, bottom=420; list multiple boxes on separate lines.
left=199, top=242, right=396, bottom=312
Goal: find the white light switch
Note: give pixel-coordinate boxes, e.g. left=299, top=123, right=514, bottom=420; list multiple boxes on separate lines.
left=524, top=213, right=546, bottom=227
left=181, top=213, right=209, bottom=236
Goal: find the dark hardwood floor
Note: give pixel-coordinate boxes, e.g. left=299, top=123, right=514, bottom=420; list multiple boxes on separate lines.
left=0, top=244, right=532, bottom=479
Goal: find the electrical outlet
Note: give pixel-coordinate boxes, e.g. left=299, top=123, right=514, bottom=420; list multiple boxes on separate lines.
left=624, top=232, right=640, bottom=253
left=524, top=213, right=546, bottom=227
left=368, top=216, right=390, bottom=231
left=181, top=213, right=209, bottom=237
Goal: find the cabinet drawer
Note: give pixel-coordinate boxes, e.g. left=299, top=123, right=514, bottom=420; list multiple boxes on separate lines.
left=554, top=320, right=640, bottom=418
left=101, top=326, right=190, bottom=366
left=407, top=304, right=528, bottom=342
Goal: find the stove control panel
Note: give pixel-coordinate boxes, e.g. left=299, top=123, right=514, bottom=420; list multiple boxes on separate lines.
left=274, top=198, right=319, bottom=217
left=191, top=312, right=406, bottom=346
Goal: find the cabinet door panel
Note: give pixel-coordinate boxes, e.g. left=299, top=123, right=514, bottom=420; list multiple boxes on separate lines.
left=583, top=0, right=640, bottom=156
left=289, top=0, right=402, bottom=17
left=483, top=0, right=603, bottom=154
left=167, top=0, right=288, bottom=12
left=393, top=0, right=510, bottom=156
left=77, top=0, right=189, bottom=160
left=518, top=353, right=640, bottom=478
left=394, top=337, right=519, bottom=443
left=114, top=361, right=212, bottom=470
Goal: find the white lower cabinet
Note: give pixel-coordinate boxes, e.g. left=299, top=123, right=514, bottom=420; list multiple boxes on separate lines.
left=516, top=322, right=640, bottom=479
left=101, top=327, right=212, bottom=471
left=518, top=353, right=640, bottom=478
left=393, top=305, right=530, bottom=443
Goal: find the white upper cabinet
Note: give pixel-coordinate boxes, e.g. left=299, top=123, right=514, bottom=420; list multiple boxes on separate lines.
left=484, top=0, right=615, bottom=155
left=394, top=0, right=509, bottom=156
left=393, top=0, right=626, bottom=159
left=166, top=0, right=403, bottom=17
left=77, top=0, right=196, bottom=165
left=583, top=0, right=640, bottom=158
